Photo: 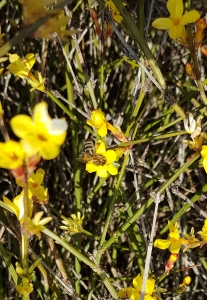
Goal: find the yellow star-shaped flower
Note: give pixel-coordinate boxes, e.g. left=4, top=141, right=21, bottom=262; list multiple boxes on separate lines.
left=10, top=102, right=68, bottom=160
left=85, top=140, right=118, bottom=178
left=154, top=221, right=189, bottom=253
left=152, top=0, right=200, bottom=39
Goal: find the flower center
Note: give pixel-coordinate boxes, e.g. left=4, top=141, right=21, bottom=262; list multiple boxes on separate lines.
left=170, top=16, right=181, bottom=25
left=38, top=134, right=47, bottom=141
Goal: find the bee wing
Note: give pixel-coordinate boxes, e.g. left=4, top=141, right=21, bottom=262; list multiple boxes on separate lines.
left=77, top=157, right=87, bottom=163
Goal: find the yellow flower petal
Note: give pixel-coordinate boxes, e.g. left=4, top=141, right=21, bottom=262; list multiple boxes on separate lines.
left=154, top=238, right=171, bottom=249
left=7, top=53, right=35, bottom=79
left=145, top=278, right=155, bottom=295
left=10, top=115, right=34, bottom=138
left=20, top=135, right=40, bottom=157
left=167, top=0, right=183, bottom=19
left=0, top=140, right=25, bottom=169
left=39, top=141, right=60, bottom=159
left=118, top=287, right=140, bottom=300
left=86, top=162, right=98, bottom=173
left=28, top=71, right=45, bottom=92
left=33, top=102, right=51, bottom=125
left=3, top=196, right=19, bottom=216
left=133, top=274, right=142, bottom=290
left=180, top=10, right=200, bottom=25
left=96, top=165, right=108, bottom=178
left=168, top=24, right=183, bottom=39
left=97, top=123, right=107, bottom=137
left=201, top=145, right=207, bottom=156
left=169, top=241, right=181, bottom=253
left=91, top=109, right=105, bottom=126
left=96, top=140, right=106, bottom=155
left=107, top=163, right=118, bottom=175
left=33, top=168, right=45, bottom=185
left=105, top=150, right=116, bottom=164
left=152, top=18, right=173, bottom=29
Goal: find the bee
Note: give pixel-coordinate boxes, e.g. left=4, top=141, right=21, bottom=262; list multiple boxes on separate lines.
left=77, top=139, right=106, bottom=166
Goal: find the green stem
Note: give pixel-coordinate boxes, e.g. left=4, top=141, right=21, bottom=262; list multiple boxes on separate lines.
left=22, top=163, right=29, bottom=277
left=125, top=87, right=146, bottom=137
left=109, top=130, right=187, bottom=148
left=65, top=39, right=82, bottom=295
left=101, top=153, right=200, bottom=251
left=46, top=89, right=93, bottom=133
left=111, top=0, right=166, bottom=90
left=0, top=0, right=7, bottom=9
left=72, top=35, right=98, bottom=109
left=42, top=228, right=118, bottom=299
left=96, top=151, right=130, bottom=264
left=137, top=0, right=145, bottom=36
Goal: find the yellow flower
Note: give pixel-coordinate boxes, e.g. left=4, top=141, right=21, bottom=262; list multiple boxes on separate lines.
left=16, top=258, right=42, bottom=279
left=10, top=101, right=68, bottom=160
left=87, top=109, right=117, bottom=137
left=60, top=212, right=84, bottom=235
left=118, top=274, right=157, bottom=300
left=16, top=168, right=49, bottom=204
left=16, top=277, right=33, bottom=296
left=3, top=190, right=33, bottom=222
left=7, top=53, right=35, bottom=79
left=85, top=140, right=118, bottom=178
left=154, top=221, right=189, bottom=253
left=27, top=211, right=52, bottom=239
left=7, top=53, right=46, bottom=92
left=105, top=0, right=123, bottom=23
left=197, top=218, right=207, bottom=243
left=152, top=0, right=200, bottom=39
left=22, top=0, right=75, bottom=40
left=201, top=146, right=207, bottom=173
left=0, top=140, right=25, bottom=169
left=87, top=110, right=108, bottom=137
left=27, top=71, right=46, bottom=92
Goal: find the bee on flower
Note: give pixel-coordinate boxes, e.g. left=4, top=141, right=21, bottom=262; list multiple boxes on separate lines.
left=78, top=139, right=118, bottom=178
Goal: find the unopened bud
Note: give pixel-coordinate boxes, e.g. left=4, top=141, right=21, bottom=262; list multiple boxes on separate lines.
left=182, top=276, right=191, bottom=286
left=186, top=63, right=196, bottom=79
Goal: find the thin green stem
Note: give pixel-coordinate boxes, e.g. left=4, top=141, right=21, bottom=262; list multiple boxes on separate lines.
left=97, top=151, right=130, bottom=262
left=65, top=40, right=82, bottom=295
left=43, top=227, right=118, bottom=299
left=22, top=163, right=29, bottom=277
left=0, top=0, right=7, bottom=9
left=125, top=87, right=146, bottom=138
left=46, top=89, right=93, bottom=133
left=109, top=130, right=187, bottom=148
left=111, top=0, right=166, bottom=90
